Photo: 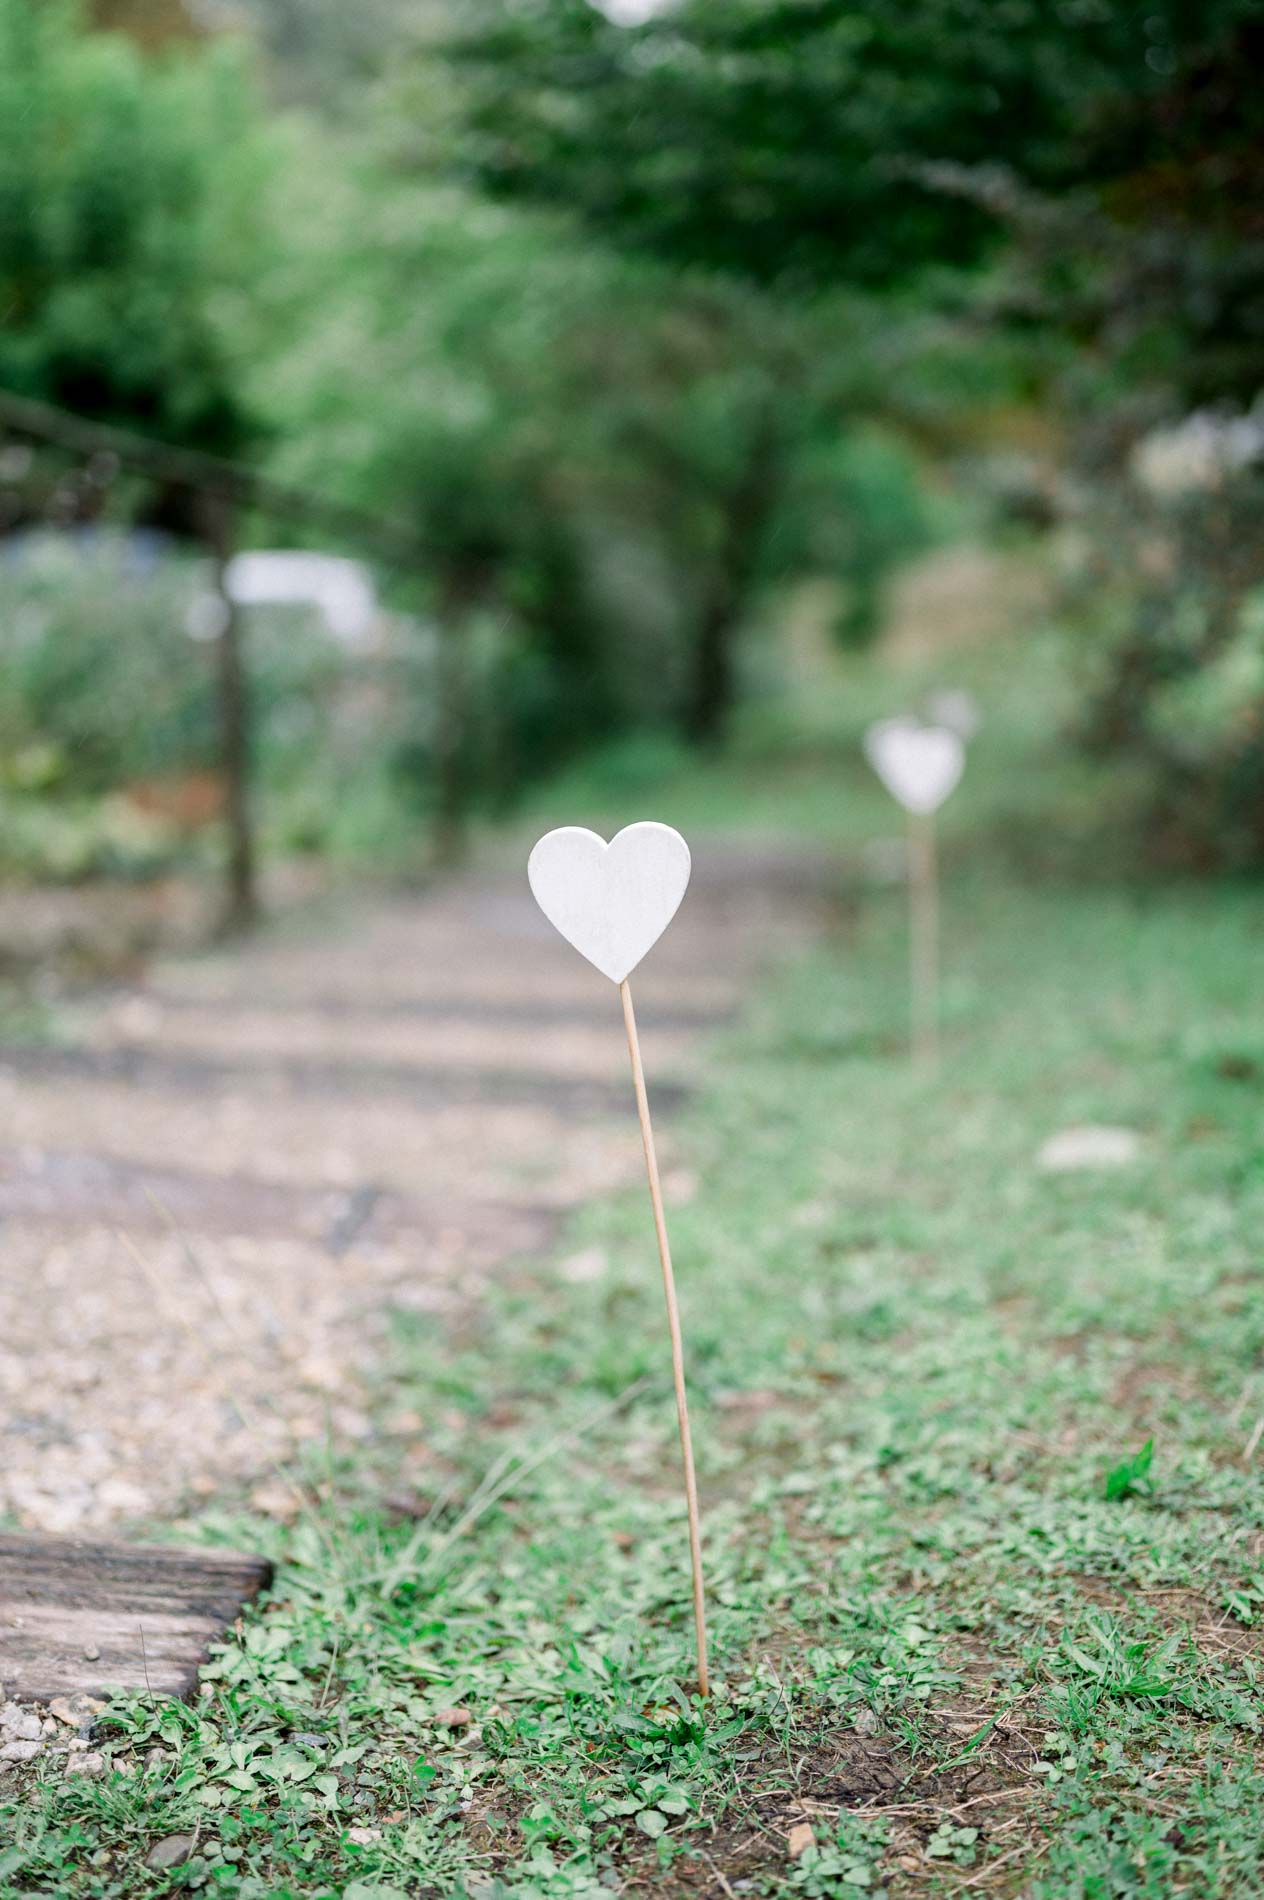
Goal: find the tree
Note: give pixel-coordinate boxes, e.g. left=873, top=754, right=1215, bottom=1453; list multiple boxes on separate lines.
left=553, top=276, right=933, bottom=743
left=439, top=0, right=1263, bottom=293
left=269, top=151, right=933, bottom=799
left=0, top=0, right=267, bottom=458
left=261, top=176, right=633, bottom=850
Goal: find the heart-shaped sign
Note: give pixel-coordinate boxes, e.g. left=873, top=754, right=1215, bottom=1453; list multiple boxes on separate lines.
left=528, top=823, right=691, bottom=984
left=864, top=719, right=964, bottom=815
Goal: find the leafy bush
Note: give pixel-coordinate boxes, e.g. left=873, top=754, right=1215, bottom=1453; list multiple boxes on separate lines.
left=0, top=0, right=264, bottom=449
left=1067, top=430, right=1264, bottom=869
left=0, top=529, right=434, bottom=879
left=0, top=531, right=216, bottom=793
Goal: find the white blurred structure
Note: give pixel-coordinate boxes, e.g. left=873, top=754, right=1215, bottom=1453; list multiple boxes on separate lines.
left=1131, top=403, right=1264, bottom=499
left=592, top=0, right=676, bottom=20
left=224, top=551, right=379, bottom=649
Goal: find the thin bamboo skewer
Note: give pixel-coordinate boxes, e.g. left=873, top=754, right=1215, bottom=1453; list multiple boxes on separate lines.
left=908, top=809, right=939, bottom=1065
left=619, top=977, right=710, bottom=1696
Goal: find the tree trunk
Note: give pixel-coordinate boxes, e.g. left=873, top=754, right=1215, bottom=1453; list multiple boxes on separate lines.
left=430, top=613, right=470, bottom=868
left=683, top=414, right=780, bottom=748
left=686, top=590, right=739, bottom=749
left=430, top=566, right=490, bottom=868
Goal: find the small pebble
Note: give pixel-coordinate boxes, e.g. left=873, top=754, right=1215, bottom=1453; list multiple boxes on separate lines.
left=788, top=1823, right=816, bottom=1860
left=1, top=1739, right=44, bottom=1763
left=558, top=1246, right=608, bottom=1285
left=1037, top=1124, right=1140, bottom=1172
left=49, top=1693, right=105, bottom=1733
left=249, top=1481, right=300, bottom=1522
left=65, top=1751, right=105, bottom=1778
left=1, top=1706, right=43, bottom=1742
left=145, top=1834, right=197, bottom=1871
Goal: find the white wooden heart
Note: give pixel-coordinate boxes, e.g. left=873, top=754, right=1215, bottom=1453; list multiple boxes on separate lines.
left=528, top=822, right=691, bottom=984
left=864, top=718, right=964, bottom=815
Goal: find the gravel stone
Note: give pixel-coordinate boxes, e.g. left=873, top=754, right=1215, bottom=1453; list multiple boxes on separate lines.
left=64, top=1750, right=105, bottom=1777
left=0, top=1707, right=43, bottom=1742
left=49, top=1693, right=106, bottom=1733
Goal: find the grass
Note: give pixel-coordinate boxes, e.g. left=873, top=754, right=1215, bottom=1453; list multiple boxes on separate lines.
left=3, top=617, right=1264, bottom=1897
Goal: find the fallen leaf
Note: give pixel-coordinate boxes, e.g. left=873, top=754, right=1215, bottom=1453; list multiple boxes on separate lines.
left=788, top=1822, right=816, bottom=1859
left=49, top=1694, right=105, bottom=1731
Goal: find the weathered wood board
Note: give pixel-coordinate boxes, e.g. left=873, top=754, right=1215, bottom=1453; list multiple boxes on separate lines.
left=0, top=1535, right=272, bottom=1702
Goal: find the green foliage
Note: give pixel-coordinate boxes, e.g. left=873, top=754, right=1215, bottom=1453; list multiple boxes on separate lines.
left=270, top=156, right=935, bottom=801
left=2, top=0, right=1260, bottom=869
left=0, top=532, right=215, bottom=791
left=223, top=0, right=421, bottom=107
left=1032, top=1764, right=1264, bottom=1899
left=1105, top=1440, right=1155, bottom=1503
left=0, top=0, right=268, bottom=450
left=441, top=0, right=1264, bottom=291
left=1068, top=459, right=1264, bottom=869
left=0, top=0, right=945, bottom=849
left=790, top=1818, right=889, bottom=1893
left=0, top=529, right=437, bottom=880
left=429, top=0, right=1264, bottom=862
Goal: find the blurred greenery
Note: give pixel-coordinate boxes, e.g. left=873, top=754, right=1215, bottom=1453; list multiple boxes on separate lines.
left=0, top=529, right=446, bottom=879
left=0, top=0, right=267, bottom=457
left=0, top=0, right=1261, bottom=874
left=444, top=0, right=1262, bottom=287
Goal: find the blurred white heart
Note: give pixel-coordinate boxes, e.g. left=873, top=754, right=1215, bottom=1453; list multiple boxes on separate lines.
left=864, top=719, right=964, bottom=815
left=528, top=822, right=691, bottom=984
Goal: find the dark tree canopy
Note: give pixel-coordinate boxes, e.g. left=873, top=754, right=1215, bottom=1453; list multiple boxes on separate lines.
left=0, top=0, right=263, bottom=452
left=444, top=0, right=1264, bottom=292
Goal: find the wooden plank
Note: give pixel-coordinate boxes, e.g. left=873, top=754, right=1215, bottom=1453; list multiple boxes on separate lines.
left=0, top=1042, right=689, bottom=1114
left=0, top=1143, right=555, bottom=1259
left=0, top=1535, right=272, bottom=1702
left=142, top=987, right=732, bottom=1030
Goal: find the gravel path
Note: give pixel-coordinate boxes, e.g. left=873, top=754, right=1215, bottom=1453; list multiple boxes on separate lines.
left=0, top=839, right=832, bottom=1534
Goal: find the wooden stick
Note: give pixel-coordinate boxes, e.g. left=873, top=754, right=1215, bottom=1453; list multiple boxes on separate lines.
left=908, top=810, right=939, bottom=1064
left=199, top=491, right=258, bottom=933
left=620, top=978, right=709, bottom=1696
